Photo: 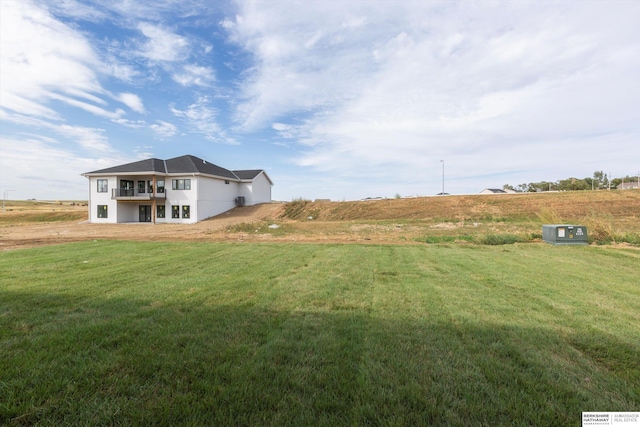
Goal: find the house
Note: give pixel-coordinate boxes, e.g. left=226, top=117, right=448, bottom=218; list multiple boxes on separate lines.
left=618, top=181, right=640, bottom=190
left=480, top=188, right=517, bottom=194
left=82, top=155, right=273, bottom=224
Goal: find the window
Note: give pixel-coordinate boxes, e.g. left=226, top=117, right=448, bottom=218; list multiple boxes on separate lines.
left=157, top=205, right=165, bottom=218
left=97, top=179, right=108, bottom=193
left=97, top=205, right=108, bottom=218
left=120, top=180, right=134, bottom=197
left=172, top=205, right=179, bottom=218
left=182, top=205, right=190, bottom=219
left=172, top=179, right=191, bottom=190
left=138, top=181, right=146, bottom=193
left=157, top=180, right=165, bottom=193
left=147, top=180, right=153, bottom=194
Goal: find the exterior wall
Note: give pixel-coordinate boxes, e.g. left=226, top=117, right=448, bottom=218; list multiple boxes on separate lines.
left=116, top=203, right=138, bottom=223
left=247, top=172, right=272, bottom=205
left=237, top=173, right=272, bottom=206
left=88, top=176, right=117, bottom=223
left=164, top=176, right=199, bottom=224
left=196, top=176, right=239, bottom=221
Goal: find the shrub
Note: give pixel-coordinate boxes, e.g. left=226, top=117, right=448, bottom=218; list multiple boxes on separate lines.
left=477, top=234, right=524, bottom=245
left=584, top=212, right=616, bottom=244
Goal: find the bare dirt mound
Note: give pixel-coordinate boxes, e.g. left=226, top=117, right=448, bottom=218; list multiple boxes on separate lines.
left=280, top=191, right=640, bottom=221
left=2, top=191, right=639, bottom=250
left=0, top=203, right=285, bottom=250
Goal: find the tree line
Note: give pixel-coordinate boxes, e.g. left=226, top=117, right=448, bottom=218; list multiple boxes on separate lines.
left=504, top=171, right=640, bottom=193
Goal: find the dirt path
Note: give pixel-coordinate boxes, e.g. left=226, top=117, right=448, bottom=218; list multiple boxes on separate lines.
left=0, top=204, right=287, bottom=250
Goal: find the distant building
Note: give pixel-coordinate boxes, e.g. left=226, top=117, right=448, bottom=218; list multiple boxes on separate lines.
left=480, top=188, right=517, bottom=194
left=618, top=181, right=640, bottom=190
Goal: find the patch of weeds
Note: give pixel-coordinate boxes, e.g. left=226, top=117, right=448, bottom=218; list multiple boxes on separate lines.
left=226, top=222, right=263, bottom=233
left=477, top=234, right=527, bottom=245
left=281, top=199, right=311, bottom=219
left=619, top=232, right=640, bottom=246
left=416, top=235, right=473, bottom=244
left=225, top=222, right=288, bottom=236
left=584, top=211, right=616, bottom=244
left=536, top=206, right=561, bottom=224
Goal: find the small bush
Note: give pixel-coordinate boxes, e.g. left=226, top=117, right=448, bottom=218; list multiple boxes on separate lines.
left=477, top=234, right=524, bottom=245
left=618, top=233, right=640, bottom=246
left=584, top=212, right=616, bottom=244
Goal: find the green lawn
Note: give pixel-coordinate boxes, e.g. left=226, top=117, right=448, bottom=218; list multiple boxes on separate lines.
left=1, top=241, right=639, bottom=426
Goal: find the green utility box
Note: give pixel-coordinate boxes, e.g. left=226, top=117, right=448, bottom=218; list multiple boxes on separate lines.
left=542, top=224, right=588, bottom=245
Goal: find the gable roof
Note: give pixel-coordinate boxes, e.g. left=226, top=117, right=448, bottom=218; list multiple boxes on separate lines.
left=233, top=169, right=263, bottom=180
left=165, top=155, right=237, bottom=179
left=83, top=155, right=245, bottom=181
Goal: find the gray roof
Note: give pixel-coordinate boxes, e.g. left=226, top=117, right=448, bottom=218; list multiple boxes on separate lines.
left=233, top=170, right=263, bottom=180
left=84, top=155, right=251, bottom=181
left=85, top=158, right=167, bottom=174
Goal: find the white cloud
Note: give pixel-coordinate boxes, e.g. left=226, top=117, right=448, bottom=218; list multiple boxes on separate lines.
left=117, top=92, right=146, bottom=113
left=0, top=1, right=103, bottom=117
left=0, top=0, right=146, bottom=125
left=54, top=124, right=112, bottom=152
left=111, top=118, right=147, bottom=129
left=137, top=22, right=190, bottom=62
left=226, top=0, right=640, bottom=196
left=0, top=135, right=117, bottom=200
left=170, top=97, right=238, bottom=144
left=150, top=120, right=178, bottom=138
left=172, top=64, right=215, bottom=87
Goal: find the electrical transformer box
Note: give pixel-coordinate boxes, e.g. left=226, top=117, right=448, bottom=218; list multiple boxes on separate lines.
left=542, top=224, right=588, bottom=245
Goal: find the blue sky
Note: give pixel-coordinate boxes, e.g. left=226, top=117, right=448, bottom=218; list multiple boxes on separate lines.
left=1, top=0, right=639, bottom=201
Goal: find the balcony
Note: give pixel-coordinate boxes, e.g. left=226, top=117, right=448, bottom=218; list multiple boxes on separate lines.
left=112, top=188, right=166, bottom=200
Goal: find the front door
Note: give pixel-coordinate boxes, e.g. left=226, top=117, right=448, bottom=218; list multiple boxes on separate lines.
left=139, top=205, right=151, bottom=222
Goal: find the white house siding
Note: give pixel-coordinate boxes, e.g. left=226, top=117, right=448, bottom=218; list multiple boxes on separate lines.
left=164, top=176, right=199, bottom=224
left=196, top=176, right=239, bottom=221
left=88, top=177, right=117, bottom=223
left=248, top=172, right=272, bottom=205
left=116, top=203, right=138, bottom=223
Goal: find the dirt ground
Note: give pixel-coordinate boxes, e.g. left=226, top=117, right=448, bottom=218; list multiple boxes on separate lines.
left=0, top=203, right=300, bottom=250
left=2, top=191, right=639, bottom=250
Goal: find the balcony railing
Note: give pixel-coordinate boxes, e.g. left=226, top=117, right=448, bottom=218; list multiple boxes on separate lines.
left=112, top=189, right=166, bottom=199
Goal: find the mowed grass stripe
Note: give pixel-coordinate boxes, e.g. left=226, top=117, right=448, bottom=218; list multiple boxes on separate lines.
left=1, top=241, right=638, bottom=425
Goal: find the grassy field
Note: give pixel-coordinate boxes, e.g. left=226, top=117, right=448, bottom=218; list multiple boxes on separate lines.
left=1, top=241, right=639, bottom=425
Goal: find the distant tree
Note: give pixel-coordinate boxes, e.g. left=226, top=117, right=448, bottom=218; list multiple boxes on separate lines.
left=593, top=171, right=606, bottom=189
left=502, top=172, right=631, bottom=192
left=558, top=177, right=589, bottom=191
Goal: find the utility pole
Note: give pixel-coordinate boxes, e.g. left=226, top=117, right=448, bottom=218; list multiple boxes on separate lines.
left=440, top=160, right=444, bottom=195
left=2, top=190, right=15, bottom=212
